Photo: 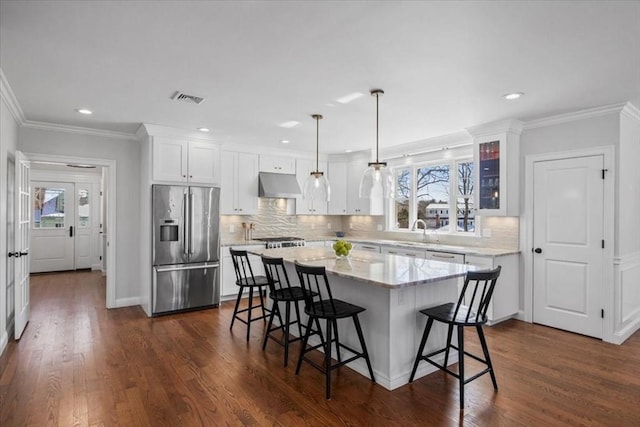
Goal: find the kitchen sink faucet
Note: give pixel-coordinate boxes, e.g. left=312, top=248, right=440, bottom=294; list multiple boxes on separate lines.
left=411, top=219, right=428, bottom=242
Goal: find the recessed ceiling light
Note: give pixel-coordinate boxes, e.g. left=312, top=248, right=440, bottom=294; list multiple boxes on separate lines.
left=197, top=127, right=210, bottom=132
left=503, top=92, right=524, bottom=100
left=279, top=121, right=300, bottom=128
left=336, top=92, right=364, bottom=104
left=280, top=140, right=290, bottom=144
left=76, top=108, right=93, bottom=115
left=345, top=149, right=352, bottom=153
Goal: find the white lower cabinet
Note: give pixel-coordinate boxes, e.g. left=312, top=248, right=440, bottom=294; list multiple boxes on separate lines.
left=305, top=240, right=326, bottom=247
left=425, top=250, right=465, bottom=264
left=220, top=245, right=265, bottom=300
left=465, top=253, right=519, bottom=325
left=381, top=246, right=426, bottom=258
left=355, top=243, right=381, bottom=253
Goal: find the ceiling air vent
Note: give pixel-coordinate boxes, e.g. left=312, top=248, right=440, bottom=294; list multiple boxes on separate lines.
left=171, top=91, right=206, bottom=105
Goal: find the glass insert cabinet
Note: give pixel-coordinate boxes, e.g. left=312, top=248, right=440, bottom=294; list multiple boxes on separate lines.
left=469, top=119, right=522, bottom=217
left=478, top=140, right=501, bottom=210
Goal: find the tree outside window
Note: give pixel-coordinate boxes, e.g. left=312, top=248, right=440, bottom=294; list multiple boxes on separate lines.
left=416, top=164, right=450, bottom=230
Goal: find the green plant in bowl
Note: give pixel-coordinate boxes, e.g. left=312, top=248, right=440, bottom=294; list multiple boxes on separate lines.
left=332, top=239, right=353, bottom=258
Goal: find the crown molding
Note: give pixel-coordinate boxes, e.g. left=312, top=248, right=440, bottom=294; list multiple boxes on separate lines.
left=21, top=120, right=138, bottom=141
left=466, top=118, right=524, bottom=138
left=620, top=102, right=640, bottom=124
left=523, top=102, right=631, bottom=130
left=0, top=68, right=26, bottom=124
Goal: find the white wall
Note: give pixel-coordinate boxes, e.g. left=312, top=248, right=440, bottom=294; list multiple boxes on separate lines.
left=0, top=92, right=19, bottom=354
left=19, top=127, right=141, bottom=305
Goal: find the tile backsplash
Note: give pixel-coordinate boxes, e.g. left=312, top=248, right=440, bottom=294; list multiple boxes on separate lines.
left=220, top=198, right=343, bottom=241
left=220, top=198, right=519, bottom=250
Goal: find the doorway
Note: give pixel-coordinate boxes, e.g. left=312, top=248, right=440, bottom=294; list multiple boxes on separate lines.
left=524, top=146, right=614, bottom=341
left=21, top=152, right=117, bottom=309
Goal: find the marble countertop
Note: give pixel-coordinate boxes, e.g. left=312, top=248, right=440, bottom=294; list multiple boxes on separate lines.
left=221, top=236, right=518, bottom=257
left=246, top=246, right=476, bottom=289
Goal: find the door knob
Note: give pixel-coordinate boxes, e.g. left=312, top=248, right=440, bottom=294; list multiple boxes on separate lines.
left=534, top=248, right=542, bottom=254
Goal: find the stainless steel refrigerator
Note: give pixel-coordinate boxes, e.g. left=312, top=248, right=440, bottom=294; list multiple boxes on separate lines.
left=152, top=184, right=220, bottom=315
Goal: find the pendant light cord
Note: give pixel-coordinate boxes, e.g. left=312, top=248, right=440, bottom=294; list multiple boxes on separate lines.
left=375, top=91, right=379, bottom=163
left=316, top=115, right=320, bottom=172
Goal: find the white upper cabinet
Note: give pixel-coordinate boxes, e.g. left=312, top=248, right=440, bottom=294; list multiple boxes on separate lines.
left=346, top=157, right=383, bottom=215
left=295, top=158, right=328, bottom=215
left=467, top=119, right=522, bottom=217
left=221, top=151, right=259, bottom=215
left=259, top=155, right=296, bottom=174
left=327, top=161, right=348, bottom=215
left=152, top=136, right=220, bottom=185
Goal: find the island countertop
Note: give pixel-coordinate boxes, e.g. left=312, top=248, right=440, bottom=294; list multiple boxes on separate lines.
left=247, top=246, right=476, bottom=289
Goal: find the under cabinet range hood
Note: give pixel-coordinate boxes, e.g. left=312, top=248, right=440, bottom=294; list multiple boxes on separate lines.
left=258, top=172, right=301, bottom=198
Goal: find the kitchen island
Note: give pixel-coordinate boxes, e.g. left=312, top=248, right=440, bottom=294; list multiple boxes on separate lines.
left=247, top=246, right=476, bottom=390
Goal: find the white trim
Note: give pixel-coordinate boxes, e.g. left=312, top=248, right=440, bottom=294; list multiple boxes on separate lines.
left=113, top=296, right=141, bottom=308
left=523, top=103, right=628, bottom=130
left=31, top=170, right=101, bottom=183
left=22, top=120, right=137, bottom=141
left=0, top=68, right=26, bottom=124
left=613, top=253, right=640, bottom=265
left=23, top=152, right=118, bottom=309
left=466, top=118, right=524, bottom=137
left=523, top=146, right=615, bottom=342
left=0, top=330, right=7, bottom=355
left=612, top=317, right=640, bottom=345
left=620, top=102, right=640, bottom=124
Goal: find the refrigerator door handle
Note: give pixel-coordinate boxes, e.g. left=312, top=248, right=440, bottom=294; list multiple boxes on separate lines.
left=155, top=263, right=219, bottom=273
left=183, top=192, right=189, bottom=256
left=189, top=191, right=195, bottom=255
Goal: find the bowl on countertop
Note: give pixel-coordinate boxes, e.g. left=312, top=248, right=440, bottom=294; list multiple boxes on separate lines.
left=335, top=231, right=345, bottom=238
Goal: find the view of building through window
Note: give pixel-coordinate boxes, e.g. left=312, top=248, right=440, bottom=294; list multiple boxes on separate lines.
left=78, top=189, right=90, bottom=227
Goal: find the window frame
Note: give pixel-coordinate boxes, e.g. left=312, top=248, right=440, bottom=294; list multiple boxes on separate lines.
left=389, top=155, right=479, bottom=237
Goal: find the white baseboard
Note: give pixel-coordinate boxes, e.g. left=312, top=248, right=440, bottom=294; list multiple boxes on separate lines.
left=91, top=263, right=102, bottom=271
left=515, top=310, right=526, bottom=321
left=113, top=296, right=141, bottom=308
left=0, top=330, right=8, bottom=356
left=612, top=316, right=640, bottom=345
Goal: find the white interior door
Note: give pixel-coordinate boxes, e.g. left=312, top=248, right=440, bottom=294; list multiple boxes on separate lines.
left=30, top=181, right=76, bottom=273
left=533, top=155, right=604, bottom=338
left=14, top=151, right=31, bottom=340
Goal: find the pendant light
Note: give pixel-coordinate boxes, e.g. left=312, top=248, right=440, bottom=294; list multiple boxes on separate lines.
left=303, top=114, right=331, bottom=202
left=359, top=89, right=394, bottom=199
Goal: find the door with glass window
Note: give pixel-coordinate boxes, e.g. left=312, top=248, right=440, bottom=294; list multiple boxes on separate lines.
left=30, top=181, right=76, bottom=272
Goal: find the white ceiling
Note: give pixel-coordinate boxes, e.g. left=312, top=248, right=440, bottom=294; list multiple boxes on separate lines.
left=1, top=1, right=639, bottom=155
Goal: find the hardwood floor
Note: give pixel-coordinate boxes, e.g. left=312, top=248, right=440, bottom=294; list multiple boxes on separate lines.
left=1, top=271, right=639, bottom=426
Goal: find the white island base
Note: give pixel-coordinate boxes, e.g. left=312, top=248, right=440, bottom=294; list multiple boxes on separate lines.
left=249, top=247, right=475, bottom=391
left=316, top=272, right=460, bottom=390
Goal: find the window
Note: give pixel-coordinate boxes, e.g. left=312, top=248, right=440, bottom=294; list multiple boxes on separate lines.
left=78, top=188, right=90, bottom=227
left=394, top=168, right=410, bottom=229
left=416, top=164, right=450, bottom=230
left=33, top=187, right=65, bottom=228
left=392, top=159, right=475, bottom=234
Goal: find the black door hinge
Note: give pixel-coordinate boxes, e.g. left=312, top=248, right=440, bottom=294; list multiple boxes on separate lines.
left=601, top=309, right=604, bottom=318
left=602, top=169, right=608, bottom=179
left=602, top=240, right=605, bottom=249
left=99, top=256, right=102, bottom=261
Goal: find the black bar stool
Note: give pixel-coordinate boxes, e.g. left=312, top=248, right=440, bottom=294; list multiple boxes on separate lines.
left=229, top=248, right=270, bottom=341
left=261, top=255, right=322, bottom=367
left=294, top=261, right=375, bottom=399
left=409, top=266, right=502, bottom=410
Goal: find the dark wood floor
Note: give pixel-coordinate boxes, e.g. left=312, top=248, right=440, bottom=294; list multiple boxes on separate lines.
left=1, top=271, right=639, bottom=426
